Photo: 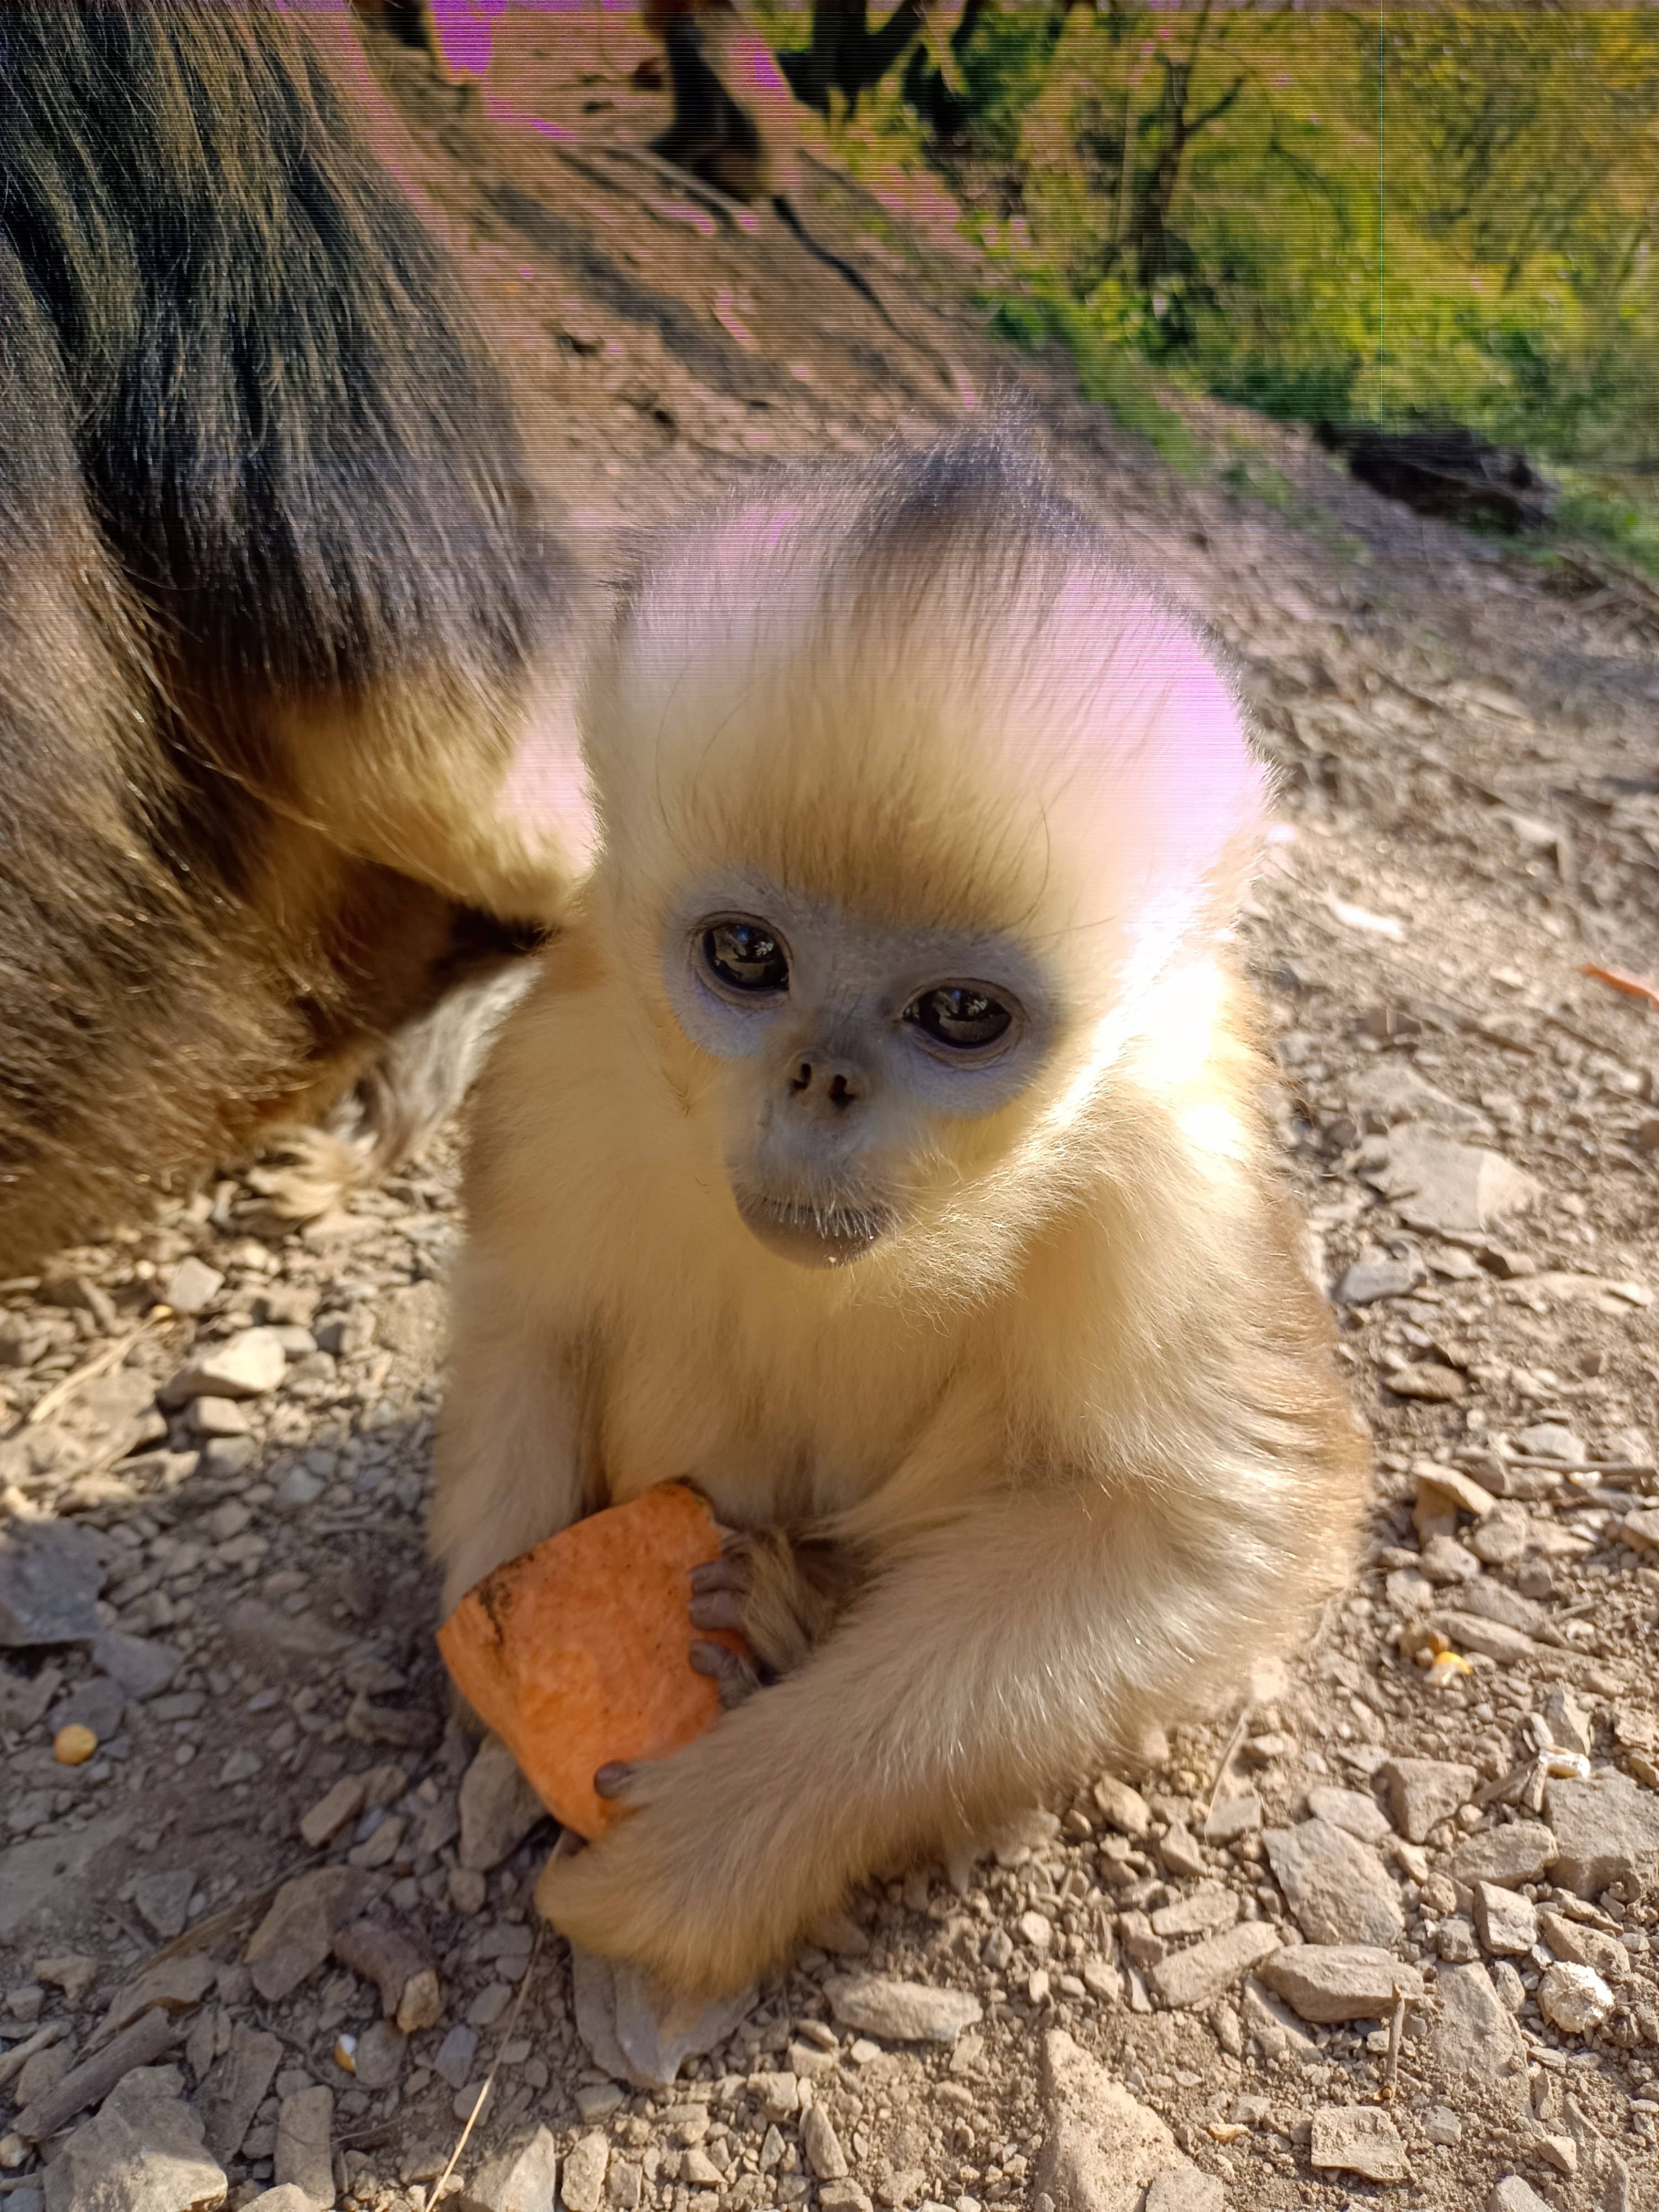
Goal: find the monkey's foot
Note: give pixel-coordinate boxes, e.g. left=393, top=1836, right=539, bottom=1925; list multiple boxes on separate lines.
left=688, top=1525, right=859, bottom=1679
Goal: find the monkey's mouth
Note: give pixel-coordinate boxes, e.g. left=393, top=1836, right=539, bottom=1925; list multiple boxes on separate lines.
left=734, top=1192, right=893, bottom=1269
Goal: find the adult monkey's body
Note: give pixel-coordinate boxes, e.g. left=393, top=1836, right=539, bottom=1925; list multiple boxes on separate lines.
left=0, top=1, right=584, bottom=1268
left=435, top=435, right=1369, bottom=1998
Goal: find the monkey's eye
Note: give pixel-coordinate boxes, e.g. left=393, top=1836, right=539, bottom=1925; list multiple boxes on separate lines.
left=701, top=920, right=789, bottom=995
left=906, top=985, right=1014, bottom=1051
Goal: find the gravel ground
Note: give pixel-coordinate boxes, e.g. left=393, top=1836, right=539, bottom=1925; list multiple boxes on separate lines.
left=2, top=17, right=1657, bottom=2212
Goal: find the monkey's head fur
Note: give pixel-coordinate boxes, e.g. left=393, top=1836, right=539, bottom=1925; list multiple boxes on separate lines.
left=577, top=436, right=1267, bottom=1300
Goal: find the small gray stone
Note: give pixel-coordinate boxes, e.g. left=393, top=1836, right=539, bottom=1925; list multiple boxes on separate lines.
left=1306, top=1787, right=1393, bottom=1844
left=132, top=1870, right=196, bottom=1942
left=1337, top=1254, right=1418, bottom=1306
left=273, top=2083, right=332, bottom=2205
left=1453, top=1580, right=1548, bottom=1636
left=52, top=1673, right=126, bottom=1741
left=1150, top=1884, right=1237, bottom=1940
left=159, top=1259, right=224, bottom=1317
left=201, top=2026, right=281, bottom=2165
left=43, top=2069, right=226, bottom=2212
left=160, top=1327, right=285, bottom=1404
left=1540, top=1687, right=1593, bottom=1760
left=1423, top=2107, right=1461, bottom=2147
left=1149, top=1921, right=1280, bottom=2009
left=1263, top=1819, right=1404, bottom=1947
left=239, top=2192, right=313, bottom=2212
left=1514, top=1422, right=1583, bottom=1464
left=189, top=1396, right=249, bottom=1438
left=1417, top=1534, right=1481, bottom=1584
left=826, top=1974, right=982, bottom=2043
left=435, top=2023, right=479, bottom=2090
left=1490, top=2179, right=1553, bottom=2212
left=1437, top=1917, right=1480, bottom=1964
left=458, top=2125, right=559, bottom=2212
left=1200, top=1793, right=1261, bottom=1843
left=1468, top=1505, right=1529, bottom=1566
left=241, top=1865, right=383, bottom=2003
left=1092, top=1775, right=1152, bottom=1838
left=353, top=2020, right=405, bottom=2091
left=1451, top=1820, right=1556, bottom=1891
left=1543, top=1771, right=1659, bottom=1900
left=1380, top=1755, right=1477, bottom=1843
left=1368, top=1127, right=1540, bottom=1236
left=1426, top=1961, right=1526, bottom=2100
left=1472, top=1881, right=1537, bottom=1956
left=0, top=1519, right=106, bottom=1647
left=1259, top=1944, right=1425, bottom=2022
left=458, top=1734, right=549, bottom=1872
left=1144, top=2172, right=1224, bottom=2212
left=561, top=2132, right=609, bottom=2212
left=1309, top=2105, right=1409, bottom=2183
left=801, top=2106, right=848, bottom=2181
left=375, top=1280, right=447, bottom=1365
left=1035, top=2030, right=1202, bottom=2212
left=1536, top=1961, right=1614, bottom=2033
left=1435, top=1610, right=1538, bottom=1665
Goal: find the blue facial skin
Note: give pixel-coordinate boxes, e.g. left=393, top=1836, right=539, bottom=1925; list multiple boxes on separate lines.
left=660, top=870, right=1058, bottom=1266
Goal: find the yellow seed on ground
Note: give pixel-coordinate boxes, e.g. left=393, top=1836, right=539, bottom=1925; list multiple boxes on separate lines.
left=54, top=1724, right=97, bottom=1765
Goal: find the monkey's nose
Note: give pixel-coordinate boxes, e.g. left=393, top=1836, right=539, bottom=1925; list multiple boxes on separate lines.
left=787, top=1053, right=863, bottom=1112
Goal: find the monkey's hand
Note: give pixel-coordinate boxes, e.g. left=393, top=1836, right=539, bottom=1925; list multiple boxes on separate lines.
left=687, top=1525, right=860, bottom=1703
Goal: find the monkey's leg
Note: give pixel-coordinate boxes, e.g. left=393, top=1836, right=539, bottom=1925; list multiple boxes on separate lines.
left=536, top=1474, right=1307, bottom=1996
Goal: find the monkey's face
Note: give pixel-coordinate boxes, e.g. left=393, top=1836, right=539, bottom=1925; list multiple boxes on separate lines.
left=659, top=869, right=1057, bottom=1267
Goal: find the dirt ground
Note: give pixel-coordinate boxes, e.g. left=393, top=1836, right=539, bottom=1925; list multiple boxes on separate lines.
left=2, top=15, right=1657, bottom=2212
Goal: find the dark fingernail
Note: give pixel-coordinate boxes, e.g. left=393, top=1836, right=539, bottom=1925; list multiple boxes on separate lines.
left=593, top=1762, right=634, bottom=1799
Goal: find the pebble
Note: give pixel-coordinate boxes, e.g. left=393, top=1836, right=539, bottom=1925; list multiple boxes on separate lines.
left=826, top=1975, right=983, bottom=2044
left=1451, top=1820, right=1557, bottom=1890
left=1366, top=1127, right=1539, bottom=1235
left=1417, top=1533, right=1481, bottom=1584
left=561, top=2132, right=611, bottom=2212
left=802, top=2106, right=849, bottom=2181
left=273, top=2083, right=333, bottom=2204
left=354, top=2021, right=406, bottom=2091
left=133, top=1870, right=196, bottom=1942
left=457, top=2124, right=559, bottom=2212
left=201, top=2025, right=281, bottom=2164
left=1471, top=1880, right=1537, bottom=1956
left=1259, top=1944, right=1425, bottom=2022
left=190, top=1396, right=250, bottom=1438
left=1308, top=2105, right=1409, bottom=2183
left=1092, top=1775, right=1151, bottom=1838
left=1434, top=1608, right=1537, bottom=1666
left=1199, top=1792, right=1261, bottom=1843
left=458, top=1733, right=550, bottom=1872
left=242, top=1865, right=383, bottom=2003
left=435, top=2025, right=479, bottom=2090
left=1543, top=1770, right=1659, bottom=1898
left=1514, top=1422, right=1583, bottom=1464
left=1423, top=2107, right=1462, bottom=2147
left=1489, top=2182, right=1552, bottom=2212
left=160, top=1326, right=285, bottom=1404
left=1468, top=1504, right=1530, bottom=1566
left=1306, top=1786, right=1393, bottom=1844
left=299, top=1772, right=369, bottom=1848
left=1336, top=1253, right=1418, bottom=1305
left=1036, top=2030, right=1204, bottom=2212
left=0, top=1519, right=106, bottom=1646
left=1148, top=1920, right=1280, bottom=2009
left=1536, top=1960, right=1614, bottom=2033
left=1426, top=1961, right=1527, bottom=2096
left=159, top=1258, right=225, bottom=1316
left=1150, top=1884, right=1237, bottom=1940
left=1263, top=1818, right=1405, bottom=1947
left=41, top=2065, right=225, bottom=2212
left=1535, top=1911, right=1626, bottom=1983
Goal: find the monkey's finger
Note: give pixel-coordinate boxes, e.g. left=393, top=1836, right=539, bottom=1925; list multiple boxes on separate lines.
left=688, top=1587, right=750, bottom=1632
left=550, top=1825, right=589, bottom=1858
left=593, top=1762, right=638, bottom=1802
left=690, top=1639, right=761, bottom=1710
left=690, top=1552, right=750, bottom=1594
left=716, top=1527, right=757, bottom=1560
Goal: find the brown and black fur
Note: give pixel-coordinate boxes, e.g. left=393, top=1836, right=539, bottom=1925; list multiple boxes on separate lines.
left=0, top=0, right=577, bottom=1271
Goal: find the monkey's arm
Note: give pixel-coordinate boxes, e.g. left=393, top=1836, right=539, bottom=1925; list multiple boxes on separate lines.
left=429, top=1254, right=599, bottom=1617
left=535, top=1454, right=1329, bottom=1996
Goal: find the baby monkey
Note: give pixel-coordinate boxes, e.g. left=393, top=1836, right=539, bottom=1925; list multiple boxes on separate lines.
left=434, top=434, right=1368, bottom=1996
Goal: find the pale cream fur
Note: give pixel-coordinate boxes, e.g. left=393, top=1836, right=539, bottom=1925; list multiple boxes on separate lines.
left=432, top=444, right=1368, bottom=1996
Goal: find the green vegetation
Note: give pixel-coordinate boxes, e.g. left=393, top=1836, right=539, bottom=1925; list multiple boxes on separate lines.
left=760, top=3, right=1659, bottom=567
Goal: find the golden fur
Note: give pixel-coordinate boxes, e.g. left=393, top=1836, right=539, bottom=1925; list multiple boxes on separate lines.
left=433, top=438, right=1368, bottom=1995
